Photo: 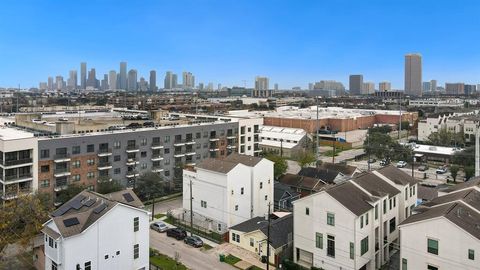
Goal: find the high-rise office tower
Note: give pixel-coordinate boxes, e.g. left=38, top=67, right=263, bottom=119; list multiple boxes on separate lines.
left=445, top=83, right=465, bottom=95
left=47, top=76, right=54, bottom=91
left=138, top=77, right=148, bottom=91
left=55, top=76, right=64, bottom=91
left=172, top=74, right=178, bottom=88
left=101, top=74, right=109, bottom=90
left=464, top=84, right=477, bottom=95
left=86, top=68, right=98, bottom=89
left=422, top=81, right=431, bottom=92
left=198, top=83, right=204, bottom=90
left=80, top=62, right=87, bottom=90
left=67, top=70, right=78, bottom=90
left=164, top=71, right=173, bottom=89
left=379, top=81, right=391, bottom=92
left=182, top=72, right=195, bottom=89
left=362, top=82, right=375, bottom=94
left=430, top=80, right=437, bottom=92
left=149, top=70, right=156, bottom=92
left=39, top=82, right=48, bottom=90
left=127, top=69, right=137, bottom=91
left=119, top=62, right=127, bottom=90
left=255, top=76, right=269, bottom=90
left=349, top=75, right=363, bottom=95
left=108, top=70, right=117, bottom=90
left=207, top=82, right=213, bottom=91
left=405, top=53, right=422, bottom=96
left=274, top=83, right=279, bottom=91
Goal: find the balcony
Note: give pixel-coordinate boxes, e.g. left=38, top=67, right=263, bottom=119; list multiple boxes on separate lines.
left=54, top=168, right=71, bottom=177
left=227, top=145, right=237, bottom=149
left=1, top=188, right=31, bottom=200
left=97, top=162, right=112, bottom=170
left=209, top=136, right=220, bottom=142
left=173, top=152, right=185, bottom=158
left=152, top=166, right=164, bottom=173
left=254, top=127, right=260, bottom=134
left=185, top=151, right=196, bottom=156
left=226, top=133, right=236, bottom=139
left=151, top=156, right=164, bottom=161
left=54, top=153, right=71, bottom=163
left=209, top=148, right=219, bottom=152
left=2, top=158, right=33, bottom=167
left=126, top=170, right=140, bottom=178
left=126, top=145, right=139, bottom=153
left=97, top=148, right=112, bottom=157
left=54, top=184, right=68, bottom=192
left=151, top=143, right=164, bottom=150
left=4, top=174, right=33, bottom=182
left=126, top=159, right=139, bottom=166
left=174, top=139, right=195, bottom=147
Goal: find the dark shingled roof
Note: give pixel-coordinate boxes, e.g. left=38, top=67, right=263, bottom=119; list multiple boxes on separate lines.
left=298, top=167, right=339, bottom=183
left=318, top=162, right=357, bottom=176
left=326, top=181, right=375, bottom=216
left=441, top=177, right=480, bottom=193
left=274, top=182, right=300, bottom=203
left=423, top=189, right=480, bottom=212
left=47, top=189, right=144, bottom=238
left=230, top=215, right=293, bottom=249
left=376, top=165, right=420, bottom=186
left=196, top=153, right=264, bottom=174
left=277, top=173, right=327, bottom=192
left=352, top=172, right=400, bottom=197
left=417, top=185, right=439, bottom=201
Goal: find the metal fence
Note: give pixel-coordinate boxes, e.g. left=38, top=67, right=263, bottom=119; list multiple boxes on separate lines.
left=168, top=213, right=225, bottom=243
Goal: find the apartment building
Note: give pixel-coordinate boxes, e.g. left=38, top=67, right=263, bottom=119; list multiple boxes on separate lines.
left=36, top=121, right=238, bottom=201
left=182, top=153, right=274, bottom=233
left=293, top=166, right=418, bottom=270
left=399, top=178, right=480, bottom=270
left=417, top=112, right=479, bottom=143
left=0, top=127, right=37, bottom=201
left=42, top=189, right=149, bottom=270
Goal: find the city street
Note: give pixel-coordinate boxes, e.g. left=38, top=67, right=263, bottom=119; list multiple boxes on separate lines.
left=146, top=196, right=183, bottom=216
left=150, top=229, right=235, bottom=270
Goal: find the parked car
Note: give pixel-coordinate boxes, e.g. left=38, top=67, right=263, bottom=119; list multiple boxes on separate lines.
left=367, top=158, right=376, bottom=164
left=418, top=164, right=429, bottom=171
left=166, top=228, right=187, bottom=240
left=150, top=221, right=168, bottom=233
left=396, top=161, right=407, bottom=168
left=184, top=235, right=203, bottom=247
left=127, top=122, right=142, bottom=129
left=436, top=166, right=448, bottom=174
left=143, top=121, right=155, bottom=127
left=380, top=158, right=390, bottom=166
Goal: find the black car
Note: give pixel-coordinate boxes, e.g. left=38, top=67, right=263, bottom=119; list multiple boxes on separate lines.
left=184, top=235, right=203, bottom=247
left=127, top=122, right=142, bottom=129
left=143, top=121, right=155, bottom=127
left=166, top=228, right=187, bottom=240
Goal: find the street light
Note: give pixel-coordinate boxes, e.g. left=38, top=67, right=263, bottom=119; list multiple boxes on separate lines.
left=257, top=202, right=272, bottom=270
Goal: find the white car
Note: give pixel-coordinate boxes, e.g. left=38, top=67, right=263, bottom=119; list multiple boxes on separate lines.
left=436, top=166, right=448, bottom=174
left=396, top=161, right=407, bottom=168
left=150, top=221, right=168, bottom=233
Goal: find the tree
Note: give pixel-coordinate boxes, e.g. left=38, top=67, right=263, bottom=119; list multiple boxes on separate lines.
left=465, top=166, right=475, bottom=181
left=450, top=165, right=459, bottom=183
left=56, top=184, right=86, bottom=205
left=134, top=172, right=165, bottom=201
left=452, top=146, right=474, bottom=166
left=427, top=128, right=464, bottom=147
left=368, top=125, right=392, bottom=134
left=0, top=193, right=53, bottom=251
left=295, top=151, right=316, bottom=168
left=96, top=178, right=123, bottom=194
left=398, top=120, right=411, bottom=131
left=265, top=153, right=288, bottom=179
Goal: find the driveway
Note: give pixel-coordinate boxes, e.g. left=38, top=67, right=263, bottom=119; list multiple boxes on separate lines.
left=150, top=229, right=235, bottom=270
left=146, top=196, right=183, bottom=216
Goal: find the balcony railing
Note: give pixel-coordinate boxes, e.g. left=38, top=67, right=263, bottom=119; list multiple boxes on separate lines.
left=5, top=174, right=33, bottom=181
left=126, top=145, right=139, bottom=151
left=54, top=168, right=69, bottom=174
left=98, top=148, right=112, bottom=154
left=98, top=162, right=112, bottom=167
left=3, top=158, right=33, bottom=166
left=54, top=153, right=70, bottom=160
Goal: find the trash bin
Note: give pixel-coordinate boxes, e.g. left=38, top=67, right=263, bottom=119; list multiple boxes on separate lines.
left=219, top=254, right=225, bottom=262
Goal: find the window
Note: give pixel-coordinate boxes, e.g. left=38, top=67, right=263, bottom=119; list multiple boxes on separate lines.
left=259, top=182, right=263, bottom=189
left=141, top=151, right=147, bottom=158
left=116, top=251, right=120, bottom=255
left=133, top=244, right=139, bottom=259
left=327, top=235, right=335, bottom=258
left=235, top=205, right=238, bottom=211
left=104, top=255, right=109, bottom=259
left=72, top=174, right=81, bottom=182
left=383, top=199, right=387, bottom=214
left=413, top=185, right=416, bottom=195
left=164, top=148, right=170, bottom=154
left=164, top=135, right=170, bottom=143
left=365, top=213, right=369, bottom=225
left=87, top=172, right=95, bottom=179
left=114, top=168, right=121, bottom=174
left=360, top=236, right=369, bottom=255
left=84, top=261, right=91, bottom=270
left=389, top=218, right=396, bottom=234
left=40, top=179, right=50, bottom=188
left=114, top=141, right=121, bottom=149
left=201, top=200, right=207, bottom=208
left=40, top=149, right=49, bottom=159
left=51, top=261, right=58, bottom=270
left=87, top=144, right=94, bottom=153
left=241, top=187, right=244, bottom=194
left=405, top=187, right=408, bottom=200
left=141, top=138, right=147, bottom=146
left=389, top=198, right=392, bottom=210
left=72, top=160, right=81, bottom=168
left=468, top=249, right=475, bottom=260
left=360, top=216, right=364, bottom=228
left=48, top=237, right=53, bottom=248
left=87, top=159, right=95, bottom=166
left=375, top=205, right=378, bottom=220
left=401, top=258, right=407, bottom=270
left=72, top=146, right=81, bottom=154
left=134, top=217, right=139, bottom=232
left=315, top=233, right=323, bottom=249
left=427, top=238, right=438, bottom=255
left=218, top=224, right=222, bottom=231
left=196, top=132, right=201, bottom=139
left=327, top=213, right=335, bottom=226
left=114, top=155, right=121, bottom=162
left=405, top=207, right=409, bottom=218
left=264, top=195, right=268, bottom=201
left=427, top=265, right=438, bottom=270
left=306, top=207, right=310, bottom=215
left=350, top=242, right=354, bottom=259
left=393, top=197, right=396, bottom=207
left=250, top=238, right=254, bottom=247
left=141, top=163, right=147, bottom=169
left=41, top=165, right=50, bottom=173
left=164, top=170, right=170, bottom=177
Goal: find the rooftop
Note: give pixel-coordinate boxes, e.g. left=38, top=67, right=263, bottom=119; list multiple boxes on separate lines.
left=325, top=181, right=376, bottom=216
left=195, top=153, right=264, bottom=174
left=0, top=126, right=35, bottom=140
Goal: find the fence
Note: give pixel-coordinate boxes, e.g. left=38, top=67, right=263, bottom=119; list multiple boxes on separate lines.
left=167, top=213, right=225, bottom=243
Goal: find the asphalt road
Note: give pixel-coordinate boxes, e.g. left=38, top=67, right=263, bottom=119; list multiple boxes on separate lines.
left=150, top=229, right=235, bottom=270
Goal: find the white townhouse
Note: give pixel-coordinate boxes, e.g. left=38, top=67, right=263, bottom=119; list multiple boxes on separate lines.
left=183, top=153, right=274, bottom=233
left=293, top=165, right=418, bottom=270
left=399, top=178, right=480, bottom=270
left=42, top=189, right=149, bottom=270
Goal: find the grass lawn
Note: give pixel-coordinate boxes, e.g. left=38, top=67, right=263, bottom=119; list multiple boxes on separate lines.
left=150, top=253, right=188, bottom=270
left=323, top=150, right=339, bottom=157
left=201, top=244, right=213, bottom=251
left=247, top=266, right=263, bottom=270
left=224, top=254, right=242, bottom=266
left=154, top=213, right=166, bottom=219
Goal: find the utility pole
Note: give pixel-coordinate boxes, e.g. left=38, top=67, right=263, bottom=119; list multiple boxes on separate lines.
left=316, top=97, right=320, bottom=166
left=332, top=132, right=336, bottom=164
left=280, top=139, right=283, bottom=157
left=190, top=179, right=194, bottom=236
left=398, top=97, right=402, bottom=140
left=266, top=202, right=271, bottom=270
left=367, top=133, right=371, bottom=171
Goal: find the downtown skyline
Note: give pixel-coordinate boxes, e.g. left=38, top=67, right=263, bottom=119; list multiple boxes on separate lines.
left=1, top=0, right=480, bottom=89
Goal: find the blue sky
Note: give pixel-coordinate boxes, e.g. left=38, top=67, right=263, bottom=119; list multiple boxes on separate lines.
left=1, top=0, right=479, bottom=89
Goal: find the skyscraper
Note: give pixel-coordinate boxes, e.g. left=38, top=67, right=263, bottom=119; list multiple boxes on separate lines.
left=138, top=77, right=148, bottom=91
left=422, top=81, right=431, bottom=92
left=362, top=82, right=375, bottom=94
left=47, top=76, right=54, bottom=91
left=405, top=53, right=422, bottom=96
left=108, top=70, right=117, bottom=90
left=182, top=72, right=195, bottom=89
left=127, top=69, right=137, bottom=91
left=149, top=70, right=156, bottom=92
left=379, top=81, right=391, bottom=92
left=119, top=62, right=127, bottom=90
left=430, top=80, right=437, bottom=92
left=86, top=68, right=98, bottom=89
left=445, top=83, right=465, bottom=95
left=67, top=70, right=77, bottom=90
left=55, top=76, right=64, bottom=91
left=349, top=75, right=363, bottom=95
left=274, top=83, right=279, bottom=91
left=172, top=74, right=178, bottom=88
left=164, top=71, right=173, bottom=89
left=80, top=62, right=87, bottom=90
left=254, top=76, right=269, bottom=90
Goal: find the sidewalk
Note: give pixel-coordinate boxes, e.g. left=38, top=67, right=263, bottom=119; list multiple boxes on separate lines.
left=213, top=243, right=275, bottom=270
